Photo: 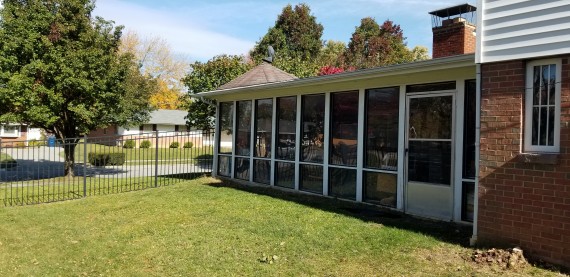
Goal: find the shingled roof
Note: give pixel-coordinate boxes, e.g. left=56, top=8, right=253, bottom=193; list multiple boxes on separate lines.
left=218, top=62, right=297, bottom=90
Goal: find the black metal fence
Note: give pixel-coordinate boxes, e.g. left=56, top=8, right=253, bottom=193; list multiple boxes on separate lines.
left=0, top=130, right=214, bottom=206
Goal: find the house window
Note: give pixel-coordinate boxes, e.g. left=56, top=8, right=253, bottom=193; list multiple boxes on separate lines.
left=0, top=125, right=20, bottom=137
left=525, top=59, right=561, bottom=153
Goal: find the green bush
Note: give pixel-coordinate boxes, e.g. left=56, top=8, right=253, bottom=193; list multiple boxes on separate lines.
left=140, top=140, right=151, bottom=148
left=88, top=152, right=126, bottom=166
left=183, top=141, right=194, bottom=149
left=123, top=139, right=136, bottom=149
left=169, top=141, right=180, bottom=148
left=28, top=140, right=46, bottom=147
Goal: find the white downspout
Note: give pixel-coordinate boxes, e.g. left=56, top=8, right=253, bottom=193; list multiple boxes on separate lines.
left=470, top=63, right=481, bottom=246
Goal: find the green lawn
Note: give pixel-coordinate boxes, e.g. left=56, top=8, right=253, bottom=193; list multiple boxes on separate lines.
left=62, top=142, right=213, bottom=163
left=0, top=178, right=564, bottom=276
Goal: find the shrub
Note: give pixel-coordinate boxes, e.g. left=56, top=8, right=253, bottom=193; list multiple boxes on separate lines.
left=183, top=141, right=194, bottom=149
left=140, top=140, right=151, bottom=148
left=28, top=140, right=46, bottom=147
left=123, top=139, right=136, bottom=149
left=169, top=141, right=180, bottom=148
left=88, top=152, right=126, bottom=166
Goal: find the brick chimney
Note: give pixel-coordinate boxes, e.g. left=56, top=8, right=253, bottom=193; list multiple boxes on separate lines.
left=429, top=4, right=477, bottom=59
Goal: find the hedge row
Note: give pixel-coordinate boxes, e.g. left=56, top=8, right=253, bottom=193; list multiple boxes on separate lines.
left=88, top=152, right=126, bottom=166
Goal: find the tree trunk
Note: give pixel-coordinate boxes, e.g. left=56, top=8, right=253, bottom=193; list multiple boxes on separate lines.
left=63, top=142, right=77, bottom=178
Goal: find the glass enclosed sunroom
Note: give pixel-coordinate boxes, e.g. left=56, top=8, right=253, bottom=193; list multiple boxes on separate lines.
left=198, top=54, right=477, bottom=223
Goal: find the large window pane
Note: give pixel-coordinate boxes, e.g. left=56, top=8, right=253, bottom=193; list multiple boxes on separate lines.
left=218, top=156, right=232, bottom=177
left=253, top=159, right=270, bottom=184
left=408, top=141, right=451, bottom=185
left=408, top=96, right=452, bottom=139
left=364, top=171, right=397, bottom=207
left=300, top=164, right=322, bottom=194
left=276, top=96, right=297, bottom=160
left=301, top=94, right=325, bottom=163
left=255, top=99, right=273, bottom=158
left=365, top=87, right=399, bottom=170
left=462, top=181, right=475, bottom=222
left=275, top=162, right=295, bottom=189
left=329, top=167, right=356, bottom=200
left=531, top=64, right=557, bottom=147
left=236, top=101, right=252, bottom=156
left=218, top=102, right=234, bottom=154
left=463, top=80, right=476, bottom=179
left=330, top=91, right=358, bottom=166
left=235, top=157, right=250, bottom=180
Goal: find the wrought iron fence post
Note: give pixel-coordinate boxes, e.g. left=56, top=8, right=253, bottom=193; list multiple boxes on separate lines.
left=83, top=134, right=87, bottom=197
left=154, top=130, right=159, bottom=187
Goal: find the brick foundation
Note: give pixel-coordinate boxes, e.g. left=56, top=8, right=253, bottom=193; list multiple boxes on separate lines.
left=479, top=55, right=570, bottom=267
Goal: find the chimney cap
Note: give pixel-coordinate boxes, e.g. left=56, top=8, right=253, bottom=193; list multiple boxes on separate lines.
left=429, top=3, right=476, bottom=18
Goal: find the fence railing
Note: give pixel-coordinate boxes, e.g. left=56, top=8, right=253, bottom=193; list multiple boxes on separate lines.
left=0, top=130, right=214, bottom=206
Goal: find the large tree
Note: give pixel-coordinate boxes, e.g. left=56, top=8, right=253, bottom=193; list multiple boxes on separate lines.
left=341, top=18, right=423, bottom=69
left=250, top=3, right=323, bottom=77
left=182, top=55, right=252, bottom=130
left=119, top=31, right=189, bottom=109
left=0, top=0, right=153, bottom=177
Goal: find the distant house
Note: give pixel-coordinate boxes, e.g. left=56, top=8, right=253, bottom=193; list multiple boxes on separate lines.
left=89, top=109, right=190, bottom=138
left=0, top=124, right=43, bottom=146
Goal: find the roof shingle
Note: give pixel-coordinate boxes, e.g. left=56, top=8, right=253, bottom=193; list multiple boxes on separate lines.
left=218, top=62, right=297, bottom=90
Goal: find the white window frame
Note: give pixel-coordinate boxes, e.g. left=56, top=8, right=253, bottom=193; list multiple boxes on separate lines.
left=0, top=124, right=21, bottom=138
left=524, top=59, right=562, bottom=153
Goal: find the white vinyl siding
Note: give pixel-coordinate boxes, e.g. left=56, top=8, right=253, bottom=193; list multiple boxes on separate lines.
left=524, top=59, right=562, bottom=153
left=477, top=0, right=570, bottom=63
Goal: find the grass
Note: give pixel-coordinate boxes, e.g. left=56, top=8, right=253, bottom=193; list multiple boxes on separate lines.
left=0, top=177, right=565, bottom=276
left=61, top=142, right=213, bottom=163
left=0, top=153, right=17, bottom=169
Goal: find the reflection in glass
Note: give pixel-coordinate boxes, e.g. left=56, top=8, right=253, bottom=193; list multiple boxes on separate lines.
left=302, top=94, right=325, bottom=163
left=365, top=87, right=399, bottom=170
left=329, top=167, right=356, bottom=200
left=408, top=96, right=452, bottom=139
left=253, top=159, right=270, bottom=184
left=364, top=171, right=397, bottom=207
left=275, top=162, right=295, bottom=189
left=531, top=64, right=557, bottom=147
left=234, top=157, right=250, bottom=180
left=463, top=80, right=476, bottom=179
left=255, top=99, right=273, bottom=158
left=300, top=164, right=323, bottom=194
left=276, top=97, right=297, bottom=160
left=462, top=181, right=475, bottom=222
left=408, top=141, right=451, bottom=185
left=330, top=91, right=358, bottom=166
left=218, top=102, right=234, bottom=154
left=218, top=156, right=231, bottom=177
left=236, top=101, right=252, bottom=156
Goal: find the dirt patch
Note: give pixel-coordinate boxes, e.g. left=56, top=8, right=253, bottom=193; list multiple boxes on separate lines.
left=471, top=247, right=528, bottom=270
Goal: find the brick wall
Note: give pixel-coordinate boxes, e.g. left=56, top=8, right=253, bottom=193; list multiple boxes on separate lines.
left=479, top=55, right=570, bottom=267
left=432, top=20, right=476, bottom=59
left=0, top=125, right=28, bottom=147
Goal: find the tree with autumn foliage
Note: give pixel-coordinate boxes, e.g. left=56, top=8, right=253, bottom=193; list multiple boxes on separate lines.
left=341, top=18, right=427, bottom=69
left=182, top=55, right=252, bottom=130
left=250, top=3, right=323, bottom=77
left=0, top=0, right=153, bottom=177
left=119, top=31, right=188, bottom=109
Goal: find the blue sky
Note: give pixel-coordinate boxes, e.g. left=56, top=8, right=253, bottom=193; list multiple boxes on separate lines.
left=94, top=0, right=476, bottom=62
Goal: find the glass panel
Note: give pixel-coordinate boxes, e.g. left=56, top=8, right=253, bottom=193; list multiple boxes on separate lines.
left=541, top=65, right=549, bottom=105
left=548, top=107, right=554, bottom=146
left=407, top=81, right=456, bottom=93
left=301, top=94, right=325, bottom=163
left=236, top=101, right=252, bottom=156
left=549, top=64, right=556, bottom=105
left=364, top=171, right=397, bottom=207
left=330, top=91, right=358, bottom=166
left=275, top=162, right=295, bottom=189
left=276, top=97, right=297, bottom=160
left=329, top=167, right=356, bottom=200
left=255, top=99, right=273, bottom=158
left=408, top=96, right=452, bottom=139
left=463, top=80, right=476, bottom=179
left=533, top=66, right=540, bottom=105
left=217, top=156, right=231, bottom=177
left=532, top=107, right=539, bottom=145
left=218, top=102, right=234, bottom=154
left=540, top=107, right=547, bottom=145
left=408, top=141, right=452, bottom=185
left=253, top=159, right=270, bottom=184
left=300, top=164, right=323, bottom=194
left=234, top=157, right=250, bottom=180
left=365, top=87, right=399, bottom=170
left=462, top=182, right=475, bottom=222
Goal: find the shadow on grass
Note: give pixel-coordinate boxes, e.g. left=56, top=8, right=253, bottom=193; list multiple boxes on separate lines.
left=202, top=178, right=472, bottom=247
